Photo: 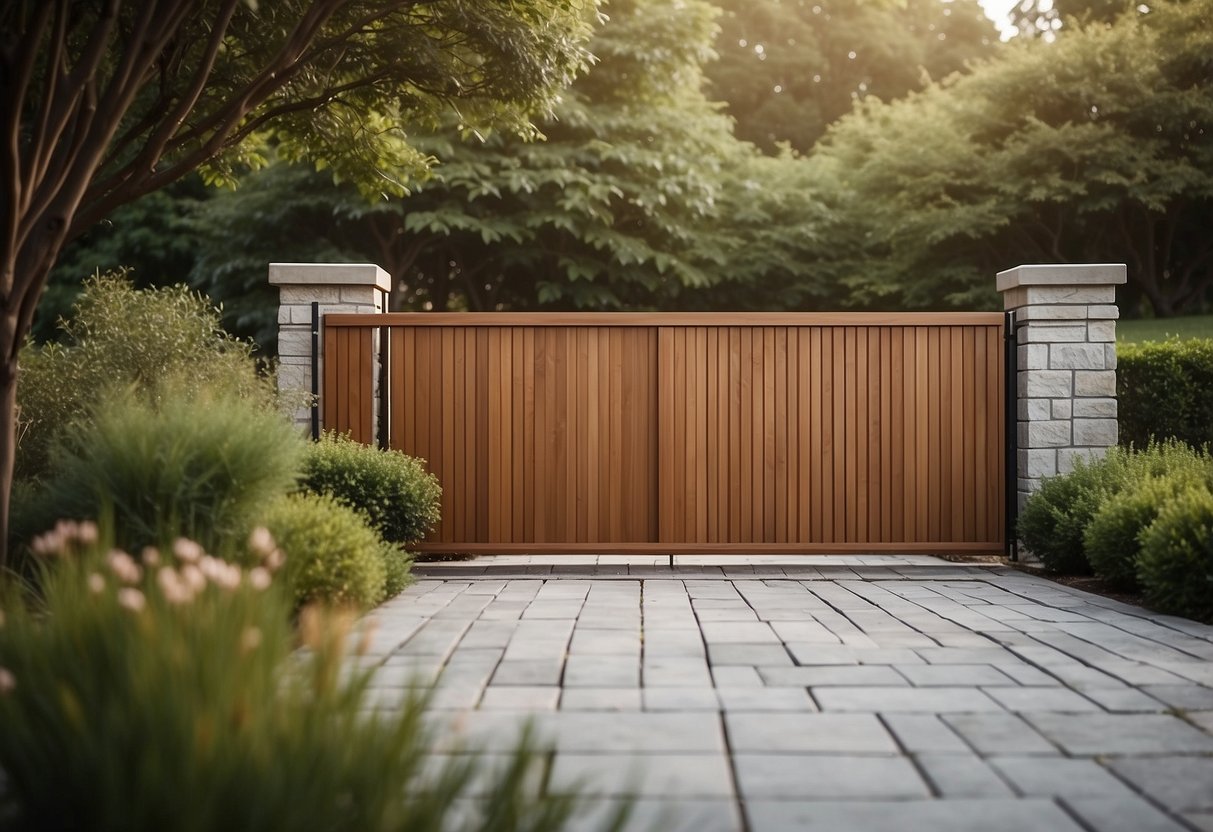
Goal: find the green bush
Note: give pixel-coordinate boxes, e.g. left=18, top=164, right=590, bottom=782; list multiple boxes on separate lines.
left=1018, top=452, right=1127, bottom=574
left=0, top=526, right=610, bottom=832
left=302, top=432, right=441, bottom=545
left=380, top=541, right=414, bottom=600
left=42, top=384, right=302, bottom=553
left=1084, top=475, right=1189, bottom=589
left=1138, top=486, right=1213, bottom=622
left=1118, top=338, right=1213, bottom=449
left=1018, top=441, right=1213, bottom=574
left=261, top=493, right=387, bottom=610
left=16, top=273, right=276, bottom=481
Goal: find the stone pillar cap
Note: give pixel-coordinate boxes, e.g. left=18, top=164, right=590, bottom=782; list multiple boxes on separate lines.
left=996, top=263, right=1126, bottom=292
left=269, top=263, right=391, bottom=293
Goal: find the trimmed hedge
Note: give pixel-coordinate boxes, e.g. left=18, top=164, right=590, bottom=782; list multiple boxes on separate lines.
left=301, top=433, right=440, bottom=545
left=1118, top=338, right=1213, bottom=449
left=1083, top=475, right=1187, bottom=590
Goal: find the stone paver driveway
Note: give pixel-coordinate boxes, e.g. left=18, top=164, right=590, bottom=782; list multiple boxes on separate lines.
left=360, top=556, right=1213, bottom=832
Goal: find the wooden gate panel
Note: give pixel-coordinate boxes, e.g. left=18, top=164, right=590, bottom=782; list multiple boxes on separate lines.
left=326, top=312, right=1005, bottom=553
left=387, top=325, right=658, bottom=545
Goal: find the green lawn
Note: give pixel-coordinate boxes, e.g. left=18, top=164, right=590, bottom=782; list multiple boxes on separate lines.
left=1117, top=313, right=1213, bottom=343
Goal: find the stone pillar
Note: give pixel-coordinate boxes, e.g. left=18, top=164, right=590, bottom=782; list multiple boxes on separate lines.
left=998, top=263, right=1126, bottom=513
left=269, top=263, right=390, bottom=433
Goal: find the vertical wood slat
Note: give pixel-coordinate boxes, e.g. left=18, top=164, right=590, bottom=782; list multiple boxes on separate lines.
left=328, top=315, right=1005, bottom=551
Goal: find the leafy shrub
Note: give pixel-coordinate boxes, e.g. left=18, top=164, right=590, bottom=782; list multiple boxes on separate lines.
left=302, top=432, right=441, bottom=544
left=1138, top=486, right=1213, bottom=622
left=261, top=493, right=387, bottom=610
left=1118, top=338, right=1213, bottom=449
left=1018, top=453, right=1127, bottom=574
left=381, top=541, right=414, bottom=600
left=0, top=525, right=606, bottom=832
left=16, top=273, right=275, bottom=481
left=40, top=383, right=301, bottom=553
left=1018, top=441, right=1212, bottom=574
left=1084, top=475, right=1189, bottom=589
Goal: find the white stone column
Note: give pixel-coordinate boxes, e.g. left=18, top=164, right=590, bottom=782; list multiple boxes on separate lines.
left=998, top=264, right=1126, bottom=513
left=269, top=263, right=391, bottom=434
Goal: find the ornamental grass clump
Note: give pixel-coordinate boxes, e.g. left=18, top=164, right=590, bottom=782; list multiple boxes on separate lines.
left=0, top=523, right=608, bottom=832
left=42, top=382, right=302, bottom=554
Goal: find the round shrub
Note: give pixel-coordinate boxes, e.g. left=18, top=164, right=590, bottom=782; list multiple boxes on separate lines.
left=45, top=382, right=302, bottom=553
left=380, top=542, right=414, bottom=601
left=1084, top=475, right=1188, bottom=589
left=301, top=432, right=441, bottom=545
left=1017, top=450, right=1132, bottom=574
left=262, top=493, right=386, bottom=610
left=1138, top=486, right=1213, bottom=622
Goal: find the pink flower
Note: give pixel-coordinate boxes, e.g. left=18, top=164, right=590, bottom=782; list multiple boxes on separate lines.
left=0, top=667, right=15, bottom=695
left=248, top=527, right=276, bottom=558
left=141, top=547, right=161, bottom=567
left=248, top=567, right=272, bottom=591
left=87, top=573, right=106, bottom=594
left=106, top=550, right=142, bottom=584
left=117, top=588, right=146, bottom=613
left=172, top=537, right=204, bottom=563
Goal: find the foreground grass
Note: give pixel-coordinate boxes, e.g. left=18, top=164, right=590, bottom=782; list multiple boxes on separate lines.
left=1118, top=313, right=1213, bottom=343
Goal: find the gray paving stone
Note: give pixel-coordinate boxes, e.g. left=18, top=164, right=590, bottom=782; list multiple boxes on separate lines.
left=490, top=659, right=564, bottom=686
left=642, top=657, right=713, bottom=687
left=1142, top=684, right=1213, bottom=710
left=745, top=798, right=1087, bottom=832
left=708, top=643, right=792, bottom=666
left=561, top=798, right=743, bottom=832
left=916, top=754, right=1015, bottom=797
left=881, top=714, right=970, bottom=754
left=725, top=713, right=897, bottom=753
left=943, top=713, right=1059, bottom=755
left=1080, top=686, right=1168, bottom=713
left=916, top=647, right=1027, bottom=666
left=815, top=686, right=1002, bottom=713
left=1026, top=713, right=1213, bottom=755
left=641, top=629, right=706, bottom=657
left=897, top=664, right=1017, bottom=687
left=478, top=685, right=560, bottom=710
left=1063, top=797, right=1191, bottom=832
left=568, top=628, right=641, bottom=655
left=758, top=665, right=908, bottom=687
left=716, top=687, right=817, bottom=712
left=991, top=756, right=1135, bottom=797
left=563, top=654, right=639, bottom=688
left=1108, top=756, right=1213, bottom=812
left=734, top=754, right=928, bottom=800
left=559, top=687, right=642, bottom=711
left=699, top=621, right=781, bottom=644
left=642, top=687, right=720, bottom=711
left=710, top=665, right=764, bottom=687
left=549, top=712, right=725, bottom=753
left=549, top=753, right=735, bottom=797
left=981, top=686, right=1102, bottom=713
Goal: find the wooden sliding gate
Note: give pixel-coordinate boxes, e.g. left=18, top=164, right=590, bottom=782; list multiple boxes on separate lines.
left=323, top=313, right=1006, bottom=554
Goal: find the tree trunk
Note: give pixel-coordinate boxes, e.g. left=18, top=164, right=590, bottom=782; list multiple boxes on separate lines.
left=0, top=348, right=19, bottom=570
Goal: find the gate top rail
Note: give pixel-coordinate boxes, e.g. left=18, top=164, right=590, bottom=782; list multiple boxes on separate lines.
left=323, top=311, right=1005, bottom=327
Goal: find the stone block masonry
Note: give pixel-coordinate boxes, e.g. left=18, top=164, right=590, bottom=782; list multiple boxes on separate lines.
left=998, top=264, right=1126, bottom=515
left=269, top=263, right=391, bottom=433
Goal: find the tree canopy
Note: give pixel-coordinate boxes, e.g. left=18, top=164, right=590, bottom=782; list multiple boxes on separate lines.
left=0, top=0, right=600, bottom=564
left=707, top=0, right=999, bottom=152
left=801, top=0, right=1213, bottom=315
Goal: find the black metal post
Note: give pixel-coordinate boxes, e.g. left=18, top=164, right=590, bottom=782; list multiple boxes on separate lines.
left=1004, top=310, right=1018, bottom=561
left=378, top=324, right=390, bottom=450
left=310, top=302, right=320, bottom=441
